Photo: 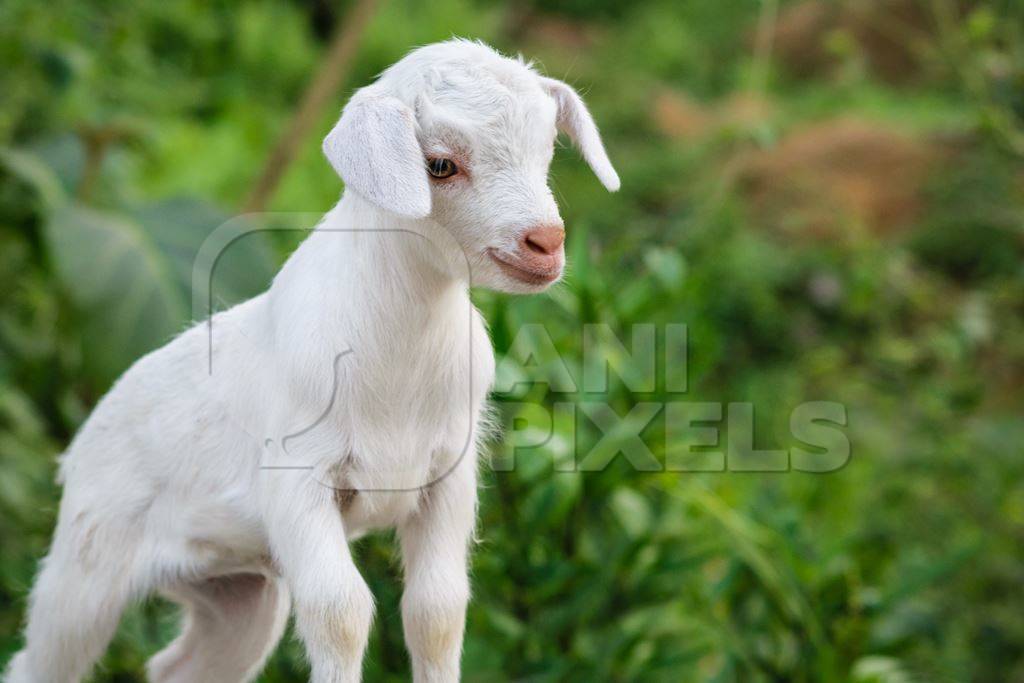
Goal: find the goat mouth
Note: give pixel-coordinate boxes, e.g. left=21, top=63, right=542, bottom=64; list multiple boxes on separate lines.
left=487, top=249, right=561, bottom=285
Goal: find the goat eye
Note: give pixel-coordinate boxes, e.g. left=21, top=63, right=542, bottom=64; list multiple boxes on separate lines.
left=426, top=158, right=458, bottom=179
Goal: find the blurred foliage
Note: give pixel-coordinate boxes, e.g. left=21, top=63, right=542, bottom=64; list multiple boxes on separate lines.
left=1, top=0, right=1023, bottom=681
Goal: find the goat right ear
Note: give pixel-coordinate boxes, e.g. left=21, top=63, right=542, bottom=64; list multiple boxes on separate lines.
left=323, top=95, right=431, bottom=219
left=539, top=76, right=621, bottom=192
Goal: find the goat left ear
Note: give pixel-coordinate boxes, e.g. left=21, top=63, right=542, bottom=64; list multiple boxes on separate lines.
left=323, top=94, right=431, bottom=218
left=540, top=77, right=620, bottom=192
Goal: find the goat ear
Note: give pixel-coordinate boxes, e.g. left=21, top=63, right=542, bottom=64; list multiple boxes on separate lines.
left=323, top=94, right=431, bottom=218
left=540, top=77, right=620, bottom=192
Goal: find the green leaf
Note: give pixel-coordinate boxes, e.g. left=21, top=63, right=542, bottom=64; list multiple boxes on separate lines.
left=644, top=246, right=686, bottom=292
left=851, top=656, right=912, bottom=683
left=0, top=148, right=67, bottom=210
left=42, top=199, right=276, bottom=386
left=611, top=487, right=654, bottom=538
left=131, top=198, right=277, bottom=317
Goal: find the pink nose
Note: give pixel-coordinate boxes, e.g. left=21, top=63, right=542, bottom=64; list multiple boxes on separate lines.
left=522, top=225, right=565, bottom=256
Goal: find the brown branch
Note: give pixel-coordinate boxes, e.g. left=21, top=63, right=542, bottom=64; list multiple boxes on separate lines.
left=76, top=123, right=134, bottom=203
left=242, top=0, right=381, bottom=214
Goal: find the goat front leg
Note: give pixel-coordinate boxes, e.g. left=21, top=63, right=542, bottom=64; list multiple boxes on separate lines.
left=264, top=473, right=373, bottom=683
left=399, top=459, right=477, bottom=683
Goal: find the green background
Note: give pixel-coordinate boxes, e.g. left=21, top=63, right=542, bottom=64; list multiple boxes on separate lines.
left=1, top=0, right=1023, bottom=681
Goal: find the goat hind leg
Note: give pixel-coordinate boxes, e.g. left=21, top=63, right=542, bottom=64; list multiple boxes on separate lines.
left=4, top=553, right=132, bottom=683
left=147, top=573, right=290, bottom=683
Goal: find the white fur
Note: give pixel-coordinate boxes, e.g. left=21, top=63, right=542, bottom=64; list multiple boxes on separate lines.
left=5, top=40, right=617, bottom=683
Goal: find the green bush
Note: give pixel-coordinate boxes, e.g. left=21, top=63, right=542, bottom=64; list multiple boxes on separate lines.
left=1, top=1, right=1022, bottom=681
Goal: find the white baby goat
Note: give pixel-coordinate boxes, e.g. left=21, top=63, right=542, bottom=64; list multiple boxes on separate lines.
left=5, top=39, right=618, bottom=683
